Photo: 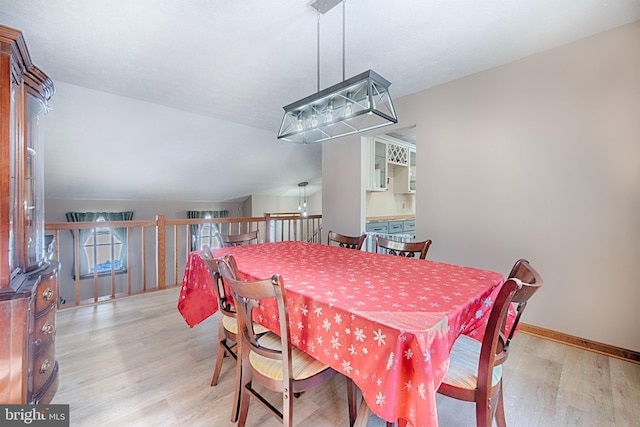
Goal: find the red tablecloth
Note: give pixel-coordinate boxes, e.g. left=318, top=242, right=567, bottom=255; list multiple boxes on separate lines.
left=177, top=251, right=219, bottom=328
left=203, top=241, right=504, bottom=427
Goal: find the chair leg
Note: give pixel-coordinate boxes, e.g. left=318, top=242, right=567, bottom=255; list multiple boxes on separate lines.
left=230, top=347, right=242, bottom=422
left=237, top=363, right=252, bottom=427
left=210, top=339, right=226, bottom=386
left=346, top=377, right=357, bottom=427
left=283, top=380, right=294, bottom=427
left=495, top=383, right=507, bottom=427
left=211, top=318, right=228, bottom=386
left=476, top=392, right=492, bottom=427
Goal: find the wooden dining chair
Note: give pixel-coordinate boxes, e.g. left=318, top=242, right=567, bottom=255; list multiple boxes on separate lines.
left=437, top=260, right=543, bottom=427
left=218, top=254, right=357, bottom=427
left=327, top=230, right=366, bottom=250
left=375, top=235, right=432, bottom=259
left=199, top=246, right=268, bottom=422
left=220, top=230, right=259, bottom=247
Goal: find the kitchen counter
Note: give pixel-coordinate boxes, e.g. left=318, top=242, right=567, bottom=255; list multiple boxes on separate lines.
left=366, top=215, right=415, bottom=223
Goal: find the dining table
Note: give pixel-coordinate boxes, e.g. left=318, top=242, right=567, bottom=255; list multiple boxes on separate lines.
left=178, top=240, right=505, bottom=427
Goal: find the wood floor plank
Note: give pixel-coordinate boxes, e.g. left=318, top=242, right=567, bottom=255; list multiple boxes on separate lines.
left=556, top=345, right=615, bottom=425
left=51, top=288, right=640, bottom=426
left=610, top=357, right=640, bottom=426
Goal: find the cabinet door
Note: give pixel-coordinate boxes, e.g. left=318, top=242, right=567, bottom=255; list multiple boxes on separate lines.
left=394, top=148, right=416, bottom=194
left=8, top=79, right=22, bottom=276
left=371, top=139, right=387, bottom=191
left=409, top=149, right=416, bottom=192
left=24, top=92, right=47, bottom=270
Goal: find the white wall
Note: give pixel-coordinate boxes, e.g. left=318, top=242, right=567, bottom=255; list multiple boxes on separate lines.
left=322, top=137, right=366, bottom=242
left=323, top=21, right=640, bottom=352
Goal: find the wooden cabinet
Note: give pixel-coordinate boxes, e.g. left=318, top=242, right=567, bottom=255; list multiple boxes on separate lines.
left=0, top=24, right=57, bottom=404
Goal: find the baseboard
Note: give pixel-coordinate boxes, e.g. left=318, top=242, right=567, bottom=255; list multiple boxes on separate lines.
left=519, top=323, right=640, bottom=365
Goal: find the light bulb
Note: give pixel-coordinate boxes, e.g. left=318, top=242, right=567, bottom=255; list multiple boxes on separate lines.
left=311, top=114, right=318, bottom=127
left=326, top=100, right=334, bottom=123
left=297, top=115, right=304, bottom=131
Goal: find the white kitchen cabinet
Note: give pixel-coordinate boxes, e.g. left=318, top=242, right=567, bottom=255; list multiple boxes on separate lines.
left=366, top=137, right=388, bottom=191
left=366, top=136, right=416, bottom=192
left=395, top=148, right=416, bottom=194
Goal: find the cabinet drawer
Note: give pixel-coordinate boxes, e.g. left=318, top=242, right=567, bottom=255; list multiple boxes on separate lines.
left=34, top=275, right=57, bottom=314
left=33, top=344, right=56, bottom=394
left=33, top=364, right=58, bottom=405
left=33, top=307, right=56, bottom=352
left=366, top=222, right=388, bottom=234
left=403, top=220, right=416, bottom=233
left=388, top=221, right=404, bottom=234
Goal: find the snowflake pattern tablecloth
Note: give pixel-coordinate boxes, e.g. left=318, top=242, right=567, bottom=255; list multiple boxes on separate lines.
left=208, top=241, right=504, bottom=427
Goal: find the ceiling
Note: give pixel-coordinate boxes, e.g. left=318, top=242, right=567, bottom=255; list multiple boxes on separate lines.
left=1, top=0, right=639, bottom=201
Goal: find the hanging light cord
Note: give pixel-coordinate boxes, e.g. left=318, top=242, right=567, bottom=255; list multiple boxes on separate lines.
left=317, top=10, right=321, bottom=92
left=342, top=0, right=346, bottom=81
left=316, top=0, right=346, bottom=91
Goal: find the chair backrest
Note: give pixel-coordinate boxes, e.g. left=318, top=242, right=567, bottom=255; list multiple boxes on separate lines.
left=218, top=255, right=293, bottom=383
left=481, top=261, right=543, bottom=375
left=504, top=259, right=543, bottom=349
left=327, top=230, right=366, bottom=251
left=220, top=230, right=259, bottom=247
left=200, top=245, right=238, bottom=317
left=375, top=235, right=432, bottom=259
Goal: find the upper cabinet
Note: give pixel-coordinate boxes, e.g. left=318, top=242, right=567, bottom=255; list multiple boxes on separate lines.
left=370, top=137, right=388, bottom=191
left=0, top=25, right=54, bottom=288
left=365, top=135, right=416, bottom=193
left=395, top=148, right=416, bottom=194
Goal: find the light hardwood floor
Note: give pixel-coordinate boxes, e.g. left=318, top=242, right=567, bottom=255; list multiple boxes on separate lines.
left=51, top=287, right=640, bottom=426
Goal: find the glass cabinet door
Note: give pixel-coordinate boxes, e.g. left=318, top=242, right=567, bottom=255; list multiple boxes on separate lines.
left=8, top=79, right=19, bottom=274
left=373, top=139, right=387, bottom=190
left=25, top=92, right=47, bottom=270
left=409, top=149, right=416, bottom=192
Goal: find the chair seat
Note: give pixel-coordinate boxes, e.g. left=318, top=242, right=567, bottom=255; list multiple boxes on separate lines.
left=250, top=332, right=331, bottom=381
left=441, top=334, right=503, bottom=390
left=222, top=313, right=269, bottom=335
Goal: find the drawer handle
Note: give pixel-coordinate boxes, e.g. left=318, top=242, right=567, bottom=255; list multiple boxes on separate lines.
left=42, top=288, right=54, bottom=301
left=42, top=322, right=55, bottom=335
left=40, top=359, right=52, bottom=374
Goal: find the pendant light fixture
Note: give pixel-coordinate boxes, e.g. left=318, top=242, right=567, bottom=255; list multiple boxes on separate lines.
left=297, top=181, right=308, bottom=217
left=277, top=0, right=397, bottom=144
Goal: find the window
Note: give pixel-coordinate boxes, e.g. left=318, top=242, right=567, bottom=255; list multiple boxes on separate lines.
left=82, top=215, right=126, bottom=277
left=197, top=214, right=222, bottom=250
left=187, top=209, right=229, bottom=250
left=66, top=211, right=133, bottom=279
